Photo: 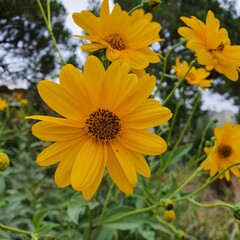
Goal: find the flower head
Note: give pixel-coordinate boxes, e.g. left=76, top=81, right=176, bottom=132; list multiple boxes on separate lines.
left=163, top=209, right=176, bottom=222
left=141, top=0, right=161, bottom=12
left=27, top=56, right=172, bottom=201
left=201, top=122, right=240, bottom=180
left=172, top=58, right=212, bottom=89
left=178, top=10, right=240, bottom=81
left=0, top=152, right=10, bottom=171
left=0, top=98, right=8, bottom=110
left=72, top=0, right=161, bottom=71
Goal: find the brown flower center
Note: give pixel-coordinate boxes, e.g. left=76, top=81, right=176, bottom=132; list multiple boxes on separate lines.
left=210, top=42, right=225, bottom=52
left=105, top=33, right=126, bottom=50
left=218, top=145, right=232, bottom=158
left=85, top=109, right=121, bottom=142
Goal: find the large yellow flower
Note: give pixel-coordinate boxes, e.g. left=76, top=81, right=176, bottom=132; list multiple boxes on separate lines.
left=178, top=10, right=240, bottom=81
left=201, top=122, right=240, bottom=180
left=27, top=56, right=172, bottom=201
left=72, top=0, right=161, bottom=71
left=172, top=58, right=212, bottom=89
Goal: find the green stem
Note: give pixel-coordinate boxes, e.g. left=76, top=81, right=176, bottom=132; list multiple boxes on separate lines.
left=174, top=162, right=240, bottom=202
left=0, top=223, right=32, bottom=235
left=155, top=215, right=177, bottom=235
left=196, top=119, right=215, bottom=160
left=160, top=94, right=201, bottom=175
left=157, top=39, right=187, bottom=92
left=187, top=198, right=233, bottom=209
left=98, top=182, right=114, bottom=223
left=95, top=203, right=161, bottom=227
left=128, top=4, right=142, bottom=15
left=36, top=0, right=66, bottom=65
left=162, top=59, right=196, bottom=106
left=168, top=167, right=202, bottom=199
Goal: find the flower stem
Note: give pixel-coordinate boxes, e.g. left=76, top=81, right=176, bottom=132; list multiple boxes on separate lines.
left=128, top=4, right=142, bottom=15
left=35, top=0, right=66, bottom=65
left=0, top=223, right=32, bottom=235
left=187, top=198, right=233, bottom=209
left=174, top=162, right=240, bottom=202
left=162, top=59, right=196, bottom=106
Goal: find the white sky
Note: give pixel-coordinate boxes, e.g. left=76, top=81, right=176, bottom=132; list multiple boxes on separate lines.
left=61, top=0, right=239, bottom=113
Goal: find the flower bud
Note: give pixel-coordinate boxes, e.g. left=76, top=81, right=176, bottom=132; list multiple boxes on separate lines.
left=0, top=152, right=10, bottom=171
left=163, top=209, right=176, bottom=222
left=164, top=198, right=174, bottom=210
left=176, top=230, right=186, bottom=240
left=233, top=203, right=240, bottom=220
left=141, top=0, right=161, bottom=12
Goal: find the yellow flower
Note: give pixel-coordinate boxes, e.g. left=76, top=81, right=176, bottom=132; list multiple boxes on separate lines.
left=178, top=10, right=240, bottom=81
left=13, top=92, right=28, bottom=105
left=163, top=209, right=176, bottom=222
left=172, top=58, right=212, bottom=89
left=0, top=98, right=8, bottom=110
left=0, top=152, right=10, bottom=171
left=72, top=0, right=161, bottom=71
left=26, top=56, right=172, bottom=201
left=201, top=122, right=240, bottom=181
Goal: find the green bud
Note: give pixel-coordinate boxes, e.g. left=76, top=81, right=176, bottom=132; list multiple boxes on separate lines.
left=176, top=230, right=186, bottom=240
left=204, top=140, right=213, bottom=147
left=233, top=203, right=240, bottom=220
left=160, top=198, right=174, bottom=210
left=141, top=0, right=161, bottom=12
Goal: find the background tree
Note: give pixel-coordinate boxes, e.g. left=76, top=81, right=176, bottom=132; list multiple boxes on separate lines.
left=0, top=0, right=80, bottom=87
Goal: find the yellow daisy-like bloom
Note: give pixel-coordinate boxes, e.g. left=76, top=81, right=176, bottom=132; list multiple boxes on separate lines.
left=172, top=58, right=212, bottom=89
left=27, top=56, right=172, bottom=201
left=0, top=152, right=10, bottom=171
left=201, top=122, right=240, bottom=181
left=178, top=10, right=240, bottom=81
left=0, top=97, right=8, bottom=110
left=72, top=0, right=161, bottom=71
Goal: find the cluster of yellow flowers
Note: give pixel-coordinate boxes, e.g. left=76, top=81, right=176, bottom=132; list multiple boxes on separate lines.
left=27, top=0, right=240, bottom=201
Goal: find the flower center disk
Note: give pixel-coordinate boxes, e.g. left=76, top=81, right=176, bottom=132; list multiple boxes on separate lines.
left=105, top=33, right=126, bottom=50
left=85, top=109, right=121, bottom=142
left=218, top=145, right=232, bottom=158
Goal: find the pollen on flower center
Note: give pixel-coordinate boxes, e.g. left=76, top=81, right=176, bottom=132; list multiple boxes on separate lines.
left=218, top=145, right=232, bottom=158
left=105, top=33, right=126, bottom=50
left=85, top=109, right=121, bottom=142
left=210, top=42, right=225, bottom=52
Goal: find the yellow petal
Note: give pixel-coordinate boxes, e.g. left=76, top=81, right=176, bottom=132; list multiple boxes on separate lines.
left=106, top=145, right=133, bottom=194
left=110, top=141, right=137, bottom=187
left=123, top=99, right=172, bottom=129
left=37, top=81, right=82, bottom=120
left=71, top=140, right=104, bottom=191
left=36, top=138, right=83, bottom=166
left=119, top=129, right=167, bottom=155
left=31, top=121, right=84, bottom=142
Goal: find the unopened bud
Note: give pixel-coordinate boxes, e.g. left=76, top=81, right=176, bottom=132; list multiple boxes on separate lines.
left=141, top=0, right=161, bottom=12
left=0, top=152, right=10, bottom=171
left=176, top=230, right=186, bottom=240
left=164, top=198, right=174, bottom=210
left=233, top=203, right=240, bottom=220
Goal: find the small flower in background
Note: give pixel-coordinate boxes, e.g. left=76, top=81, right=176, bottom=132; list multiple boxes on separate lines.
left=12, top=92, right=28, bottom=105
left=26, top=56, right=172, bottom=201
left=0, top=152, right=10, bottom=171
left=178, top=10, right=240, bottom=81
left=201, top=122, right=240, bottom=180
left=0, top=97, right=8, bottom=111
left=141, top=0, right=161, bottom=12
left=72, top=0, right=161, bottom=72
left=172, top=58, right=212, bottom=90
left=163, top=209, right=176, bottom=222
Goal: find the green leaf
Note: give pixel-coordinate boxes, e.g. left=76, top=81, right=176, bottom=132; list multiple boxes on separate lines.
left=102, top=206, right=148, bottom=230
left=34, top=223, right=59, bottom=234
left=96, top=227, right=114, bottom=240
left=164, top=144, right=193, bottom=166
left=0, top=229, right=11, bottom=239
left=67, top=193, right=99, bottom=225
left=32, top=209, right=49, bottom=229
